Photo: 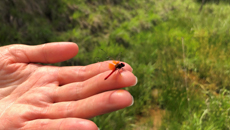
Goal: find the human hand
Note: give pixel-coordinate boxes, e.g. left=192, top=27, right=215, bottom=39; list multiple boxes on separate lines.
left=0, top=42, right=137, bottom=130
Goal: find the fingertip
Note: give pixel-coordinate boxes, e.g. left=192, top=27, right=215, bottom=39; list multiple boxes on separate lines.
left=74, top=120, right=98, bottom=130
left=111, top=90, right=133, bottom=108
left=131, top=76, right=138, bottom=87
left=119, top=71, right=137, bottom=87
left=63, top=119, right=98, bottom=130
left=44, top=42, right=79, bottom=63
left=102, top=69, right=137, bottom=88
left=123, top=62, right=133, bottom=72
left=129, top=95, right=134, bottom=107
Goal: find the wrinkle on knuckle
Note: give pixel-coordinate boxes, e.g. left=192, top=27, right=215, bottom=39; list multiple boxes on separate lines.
left=74, top=82, right=84, bottom=100
left=76, top=66, right=87, bottom=80
left=41, top=106, right=49, bottom=117
left=98, top=62, right=104, bottom=70
left=57, top=67, right=62, bottom=85
left=53, top=87, right=60, bottom=102
left=58, top=118, right=66, bottom=130
left=65, top=102, right=73, bottom=117
left=41, top=44, right=49, bottom=63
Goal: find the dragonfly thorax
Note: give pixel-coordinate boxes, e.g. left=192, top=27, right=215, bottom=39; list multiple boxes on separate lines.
left=115, top=63, right=125, bottom=69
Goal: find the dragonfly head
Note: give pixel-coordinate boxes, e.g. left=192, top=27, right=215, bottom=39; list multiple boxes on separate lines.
left=120, top=63, right=125, bottom=67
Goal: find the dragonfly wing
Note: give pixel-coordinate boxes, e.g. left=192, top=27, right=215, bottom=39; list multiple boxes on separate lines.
left=112, top=60, right=119, bottom=64
left=108, top=63, right=115, bottom=70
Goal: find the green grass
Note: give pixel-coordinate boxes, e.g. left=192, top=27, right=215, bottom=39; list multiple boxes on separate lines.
left=1, top=0, right=230, bottom=129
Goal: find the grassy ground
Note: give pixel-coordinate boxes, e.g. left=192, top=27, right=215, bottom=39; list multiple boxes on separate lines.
left=1, top=0, right=230, bottom=129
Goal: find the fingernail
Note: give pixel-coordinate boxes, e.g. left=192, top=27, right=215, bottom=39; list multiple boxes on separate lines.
left=129, top=96, right=134, bottom=107
left=131, top=76, right=138, bottom=87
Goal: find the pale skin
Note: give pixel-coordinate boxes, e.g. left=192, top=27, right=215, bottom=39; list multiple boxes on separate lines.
left=0, top=42, right=137, bottom=130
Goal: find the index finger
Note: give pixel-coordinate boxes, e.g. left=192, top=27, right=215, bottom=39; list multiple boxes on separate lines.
left=58, top=60, right=133, bottom=85
left=4, top=42, right=78, bottom=63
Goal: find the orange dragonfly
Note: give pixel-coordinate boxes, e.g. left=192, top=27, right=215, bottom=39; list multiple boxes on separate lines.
left=104, top=60, right=125, bottom=80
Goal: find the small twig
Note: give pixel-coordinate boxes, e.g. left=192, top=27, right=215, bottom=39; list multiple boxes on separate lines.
left=182, top=38, right=188, bottom=88
left=182, top=38, right=190, bottom=113
left=198, top=0, right=206, bottom=13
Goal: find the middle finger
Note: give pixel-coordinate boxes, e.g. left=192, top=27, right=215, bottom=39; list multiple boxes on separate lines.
left=53, top=70, right=136, bottom=102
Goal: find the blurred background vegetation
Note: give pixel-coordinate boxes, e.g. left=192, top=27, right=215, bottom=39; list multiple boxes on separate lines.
left=1, top=0, right=230, bottom=129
